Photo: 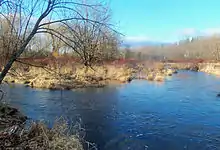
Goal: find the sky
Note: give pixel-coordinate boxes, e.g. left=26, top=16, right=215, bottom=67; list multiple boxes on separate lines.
left=110, top=0, right=220, bottom=43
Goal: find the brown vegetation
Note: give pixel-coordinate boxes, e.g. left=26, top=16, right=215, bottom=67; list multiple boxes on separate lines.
left=0, top=104, right=83, bottom=150
left=3, top=58, right=136, bottom=89
left=0, top=0, right=119, bottom=84
left=2, top=57, right=182, bottom=89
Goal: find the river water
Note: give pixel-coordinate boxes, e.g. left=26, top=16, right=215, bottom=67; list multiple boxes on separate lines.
left=3, top=71, right=220, bottom=150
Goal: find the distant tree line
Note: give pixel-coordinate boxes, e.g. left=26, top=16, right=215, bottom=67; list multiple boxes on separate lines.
left=123, top=36, right=220, bottom=61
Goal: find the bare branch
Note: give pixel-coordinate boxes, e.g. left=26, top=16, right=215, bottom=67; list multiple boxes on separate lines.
left=0, top=0, right=120, bottom=83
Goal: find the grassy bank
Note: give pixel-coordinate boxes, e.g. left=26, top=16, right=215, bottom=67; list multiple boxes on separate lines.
left=167, top=61, right=220, bottom=76
left=198, top=63, right=220, bottom=75
left=2, top=60, right=182, bottom=89
left=0, top=103, right=84, bottom=150
left=3, top=62, right=136, bottom=90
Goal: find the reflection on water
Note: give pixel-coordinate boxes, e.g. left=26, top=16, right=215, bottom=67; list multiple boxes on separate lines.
left=3, top=71, right=220, bottom=150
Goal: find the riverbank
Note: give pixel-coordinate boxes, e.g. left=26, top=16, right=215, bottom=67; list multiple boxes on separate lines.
left=0, top=103, right=83, bottom=149
left=3, top=62, right=177, bottom=90
left=137, top=63, right=177, bottom=81
left=167, top=62, right=220, bottom=76
left=3, top=64, right=136, bottom=90
left=198, top=63, right=220, bottom=76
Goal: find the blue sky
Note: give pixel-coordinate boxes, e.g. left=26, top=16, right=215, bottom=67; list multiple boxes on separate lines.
left=110, top=0, right=220, bottom=43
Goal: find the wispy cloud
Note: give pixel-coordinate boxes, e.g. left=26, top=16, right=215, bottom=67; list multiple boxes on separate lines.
left=124, top=36, right=150, bottom=42
left=177, top=27, right=220, bottom=37
left=124, top=27, right=220, bottom=45
left=203, top=28, right=220, bottom=35
left=177, top=28, right=200, bottom=37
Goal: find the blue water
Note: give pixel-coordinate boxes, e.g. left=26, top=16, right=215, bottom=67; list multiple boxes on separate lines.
left=3, top=71, right=220, bottom=150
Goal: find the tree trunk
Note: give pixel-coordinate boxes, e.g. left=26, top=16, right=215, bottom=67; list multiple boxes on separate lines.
left=0, top=32, right=36, bottom=84
left=0, top=3, right=50, bottom=84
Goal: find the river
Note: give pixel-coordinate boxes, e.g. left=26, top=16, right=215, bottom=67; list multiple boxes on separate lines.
left=3, top=71, right=220, bottom=150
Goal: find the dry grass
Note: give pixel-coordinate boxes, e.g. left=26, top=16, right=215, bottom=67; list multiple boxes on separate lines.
left=3, top=63, right=136, bottom=89
left=0, top=117, right=86, bottom=150
left=146, top=73, right=154, bottom=81
left=0, top=102, right=97, bottom=150
left=199, top=63, right=220, bottom=75
left=154, top=74, right=165, bottom=82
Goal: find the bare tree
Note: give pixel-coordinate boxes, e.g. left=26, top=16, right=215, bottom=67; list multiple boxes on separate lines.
left=47, top=25, right=67, bottom=56
left=62, top=1, right=119, bottom=66
left=212, top=42, right=220, bottom=61
left=21, top=34, right=52, bottom=57
left=0, top=0, right=110, bottom=84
